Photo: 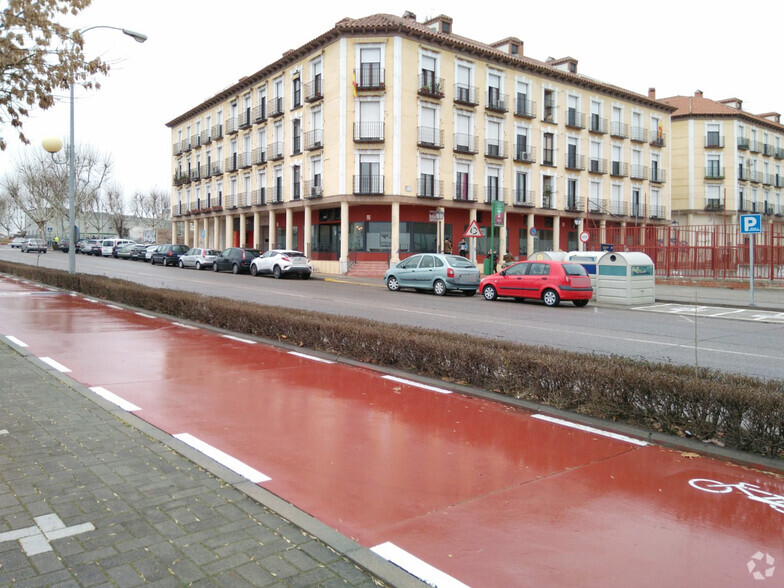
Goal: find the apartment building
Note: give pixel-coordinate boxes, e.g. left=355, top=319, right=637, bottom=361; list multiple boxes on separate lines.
left=166, top=12, right=674, bottom=274
left=661, top=91, right=784, bottom=226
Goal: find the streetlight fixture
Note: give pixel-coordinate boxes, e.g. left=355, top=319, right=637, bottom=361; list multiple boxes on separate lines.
left=42, top=26, right=147, bottom=274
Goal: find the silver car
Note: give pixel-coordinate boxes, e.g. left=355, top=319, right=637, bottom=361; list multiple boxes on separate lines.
left=178, top=248, right=221, bottom=270
left=384, top=253, right=480, bottom=296
left=21, top=238, right=47, bottom=253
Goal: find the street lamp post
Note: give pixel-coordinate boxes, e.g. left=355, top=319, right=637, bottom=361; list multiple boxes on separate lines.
left=43, top=26, right=147, bottom=274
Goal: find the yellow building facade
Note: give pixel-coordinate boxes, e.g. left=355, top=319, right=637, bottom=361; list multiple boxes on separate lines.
left=167, top=12, right=674, bottom=274
left=663, top=91, right=784, bottom=226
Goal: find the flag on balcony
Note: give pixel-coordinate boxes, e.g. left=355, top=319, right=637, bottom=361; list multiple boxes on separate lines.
left=352, top=71, right=358, bottom=97
left=657, top=120, right=663, bottom=140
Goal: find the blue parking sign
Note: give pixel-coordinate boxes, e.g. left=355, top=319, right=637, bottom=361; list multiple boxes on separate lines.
left=740, top=214, right=762, bottom=234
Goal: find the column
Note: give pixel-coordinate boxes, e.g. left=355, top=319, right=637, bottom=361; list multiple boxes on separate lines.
left=253, top=211, right=261, bottom=250
left=499, top=220, right=508, bottom=260
left=285, top=208, right=293, bottom=249
left=390, top=201, right=400, bottom=266
left=268, top=209, right=276, bottom=248
left=552, top=215, right=560, bottom=251
left=600, top=219, right=607, bottom=244
left=212, top=216, right=220, bottom=249
left=225, top=213, right=233, bottom=249
left=339, top=200, right=349, bottom=274
left=202, top=218, right=208, bottom=248
left=239, top=212, right=247, bottom=247
left=171, top=221, right=177, bottom=244
left=303, top=205, right=312, bottom=257
left=526, top=213, right=535, bottom=258
left=620, top=221, right=627, bottom=250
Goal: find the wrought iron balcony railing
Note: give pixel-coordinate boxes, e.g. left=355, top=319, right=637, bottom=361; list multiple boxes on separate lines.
left=650, top=168, right=666, bottom=183
left=417, top=126, right=444, bottom=148
left=705, top=135, right=724, bottom=148
left=268, top=142, right=284, bottom=161
left=304, top=129, right=323, bottom=150
left=513, top=145, right=536, bottom=163
left=566, top=154, right=585, bottom=171
left=611, top=122, right=628, bottom=138
left=484, top=186, right=507, bottom=204
left=705, top=167, right=724, bottom=180
left=418, top=73, right=444, bottom=98
left=630, top=165, right=647, bottom=180
left=514, top=97, right=536, bottom=118
left=454, top=84, right=479, bottom=106
left=611, top=161, right=628, bottom=177
left=304, top=180, right=323, bottom=199
left=486, top=90, right=508, bottom=113
left=589, top=115, right=607, bottom=134
left=253, top=103, right=267, bottom=123
left=252, top=148, right=266, bottom=166
left=353, top=175, right=384, bottom=195
left=417, top=176, right=443, bottom=199
left=485, top=140, right=508, bottom=159
left=588, top=158, right=606, bottom=174
left=565, top=197, right=584, bottom=212
left=705, top=199, right=724, bottom=211
left=648, top=205, right=667, bottom=219
left=355, top=64, right=385, bottom=90
left=225, top=117, right=238, bottom=135
left=454, top=182, right=477, bottom=201
left=304, top=78, right=323, bottom=103
left=353, top=122, right=385, bottom=142
left=453, top=133, right=478, bottom=154
left=267, top=97, right=284, bottom=118
left=513, top=189, right=535, bottom=207
left=630, top=126, right=647, bottom=142
left=566, top=110, right=585, bottom=129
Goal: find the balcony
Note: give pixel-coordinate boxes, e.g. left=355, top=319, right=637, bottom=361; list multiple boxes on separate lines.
left=484, top=187, right=507, bottom=204
left=238, top=111, right=252, bottom=129
left=542, top=191, right=557, bottom=210
left=763, top=173, right=774, bottom=186
left=764, top=143, right=774, bottom=156
left=210, top=162, right=222, bottom=176
left=588, top=199, right=607, bottom=214
left=776, top=204, right=784, bottom=217
left=417, top=176, right=443, bottom=199
left=650, top=168, right=666, bottom=183
left=486, top=90, right=508, bottom=113
left=182, top=138, right=192, bottom=152
left=353, top=122, right=385, bottom=143
left=172, top=142, right=182, bottom=155
left=564, top=196, right=583, bottom=212
left=211, top=124, right=223, bottom=141
left=776, top=148, right=784, bottom=160
left=173, top=203, right=183, bottom=217
left=189, top=168, right=201, bottom=182
left=589, top=115, right=607, bottom=134
left=542, top=103, right=556, bottom=124
left=268, top=187, right=283, bottom=205
left=454, top=84, right=479, bottom=106
left=417, top=126, right=444, bottom=149
left=454, top=183, right=477, bottom=201
left=267, top=97, right=284, bottom=118
left=611, top=122, right=628, bottom=139
left=173, top=171, right=189, bottom=186
left=304, top=129, right=323, bottom=151
left=225, top=117, right=238, bottom=135
left=513, top=189, right=535, bottom=207
left=630, top=126, right=648, bottom=142
left=239, top=153, right=253, bottom=169
left=253, top=103, right=267, bottom=124
left=738, top=199, right=750, bottom=212
left=225, top=154, right=238, bottom=173
left=268, top=142, right=284, bottom=161
left=418, top=73, right=444, bottom=99
left=588, top=158, right=606, bottom=174
left=200, top=164, right=209, bottom=178
left=630, top=165, right=647, bottom=180
left=514, top=97, right=536, bottom=118
left=704, top=199, right=724, bottom=211
left=649, top=205, right=667, bottom=219
left=737, top=137, right=749, bottom=150
left=610, top=201, right=628, bottom=216
left=304, top=180, right=323, bottom=199
left=610, top=161, right=628, bottom=177
left=191, top=134, right=201, bottom=149
left=485, top=140, right=508, bottom=159
left=565, top=110, right=585, bottom=129
left=704, top=167, right=724, bottom=180
left=453, top=133, right=478, bottom=154
left=749, top=170, right=762, bottom=183
left=304, top=78, right=323, bottom=103
left=355, top=64, right=385, bottom=91
left=764, top=204, right=774, bottom=216
left=705, top=135, right=724, bottom=148
left=776, top=175, right=784, bottom=189
left=749, top=140, right=762, bottom=153
left=650, top=133, right=666, bottom=147
left=292, top=135, right=301, bottom=155
left=238, top=191, right=252, bottom=208
left=541, top=148, right=556, bottom=167
left=738, top=167, right=749, bottom=182
left=513, top=145, right=536, bottom=163
left=566, top=154, right=585, bottom=171
left=252, top=148, right=266, bottom=166
left=353, top=175, right=384, bottom=195
left=253, top=188, right=266, bottom=206
left=201, top=130, right=211, bottom=145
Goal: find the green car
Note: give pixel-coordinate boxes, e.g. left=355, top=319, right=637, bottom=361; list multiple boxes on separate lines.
left=384, top=253, right=479, bottom=296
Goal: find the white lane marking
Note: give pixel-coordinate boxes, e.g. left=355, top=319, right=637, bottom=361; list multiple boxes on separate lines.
left=173, top=433, right=270, bottom=483
left=371, top=542, right=471, bottom=588
left=105, top=304, right=122, bottom=310
left=4, top=335, right=28, bottom=347
left=708, top=309, right=746, bottom=317
left=84, top=298, right=99, bottom=303
left=39, top=357, right=71, bottom=373
left=172, top=322, right=198, bottom=330
left=89, top=386, right=141, bottom=412
left=0, top=430, right=8, bottom=435
left=135, top=312, right=155, bottom=319
left=288, top=351, right=334, bottom=364
left=382, top=375, right=452, bottom=395
left=221, top=334, right=256, bottom=344
left=532, top=414, right=648, bottom=446
left=388, top=306, right=456, bottom=318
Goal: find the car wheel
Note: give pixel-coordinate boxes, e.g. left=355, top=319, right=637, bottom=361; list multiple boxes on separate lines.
left=272, top=265, right=282, bottom=279
left=178, top=260, right=184, bottom=268
left=250, top=264, right=258, bottom=276
left=232, top=263, right=240, bottom=274
left=212, top=262, right=219, bottom=272
left=433, top=279, right=446, bottom=296
left=463, top=289, right=476, bottom=297
left=482, top=285, right=498, bottom=301
left=542, top=289, right=560, bottom=307
left=195, top=262, right=202, bottom=270
left=150, top=257, right=155, bottom=265
left=573, top=299, right=589, bottom=307
left=386, top=276, right=400, bottom=291
left=301, top=272, right=311, bottom=280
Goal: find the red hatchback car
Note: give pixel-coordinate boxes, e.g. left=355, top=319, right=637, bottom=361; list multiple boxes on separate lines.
left=479, top=260, right=593, bottom=307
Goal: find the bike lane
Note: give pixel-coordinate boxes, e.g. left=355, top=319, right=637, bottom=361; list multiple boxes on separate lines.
left=1, top=275, right=782, bottom=587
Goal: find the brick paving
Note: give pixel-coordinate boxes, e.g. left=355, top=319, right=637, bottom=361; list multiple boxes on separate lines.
left=0, top=343, right=420, bottom=587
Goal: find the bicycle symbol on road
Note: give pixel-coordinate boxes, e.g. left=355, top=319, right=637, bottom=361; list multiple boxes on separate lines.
left=689, top=479, right=784, bottom=514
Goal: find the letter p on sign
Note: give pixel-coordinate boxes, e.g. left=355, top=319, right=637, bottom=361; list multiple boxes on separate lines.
left=740, top=214, right=762, bottom=234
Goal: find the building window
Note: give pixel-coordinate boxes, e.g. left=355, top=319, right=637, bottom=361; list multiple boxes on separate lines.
left=292, top=119, right=301, bottom=154
left=358, top=46, right=383, bottom=88
left=292, top=165, right=301, bottom=200
left=292, top=75, right=301, bottom=109
left=543, top=88, right=555, bottom=123
left=542, top=132, right=555, bottom=166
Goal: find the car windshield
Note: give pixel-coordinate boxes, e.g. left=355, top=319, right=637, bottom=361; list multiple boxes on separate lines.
left=445, top=255, right=476, bottom=268
left=563, top=263, right=588, bottom=276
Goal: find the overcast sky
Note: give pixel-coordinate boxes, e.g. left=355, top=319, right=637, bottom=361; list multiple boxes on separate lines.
left=2, top=0, right=781, bottom=199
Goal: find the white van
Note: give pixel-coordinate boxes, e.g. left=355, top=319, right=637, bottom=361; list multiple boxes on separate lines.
left=101, top=238, right=135, bottom=257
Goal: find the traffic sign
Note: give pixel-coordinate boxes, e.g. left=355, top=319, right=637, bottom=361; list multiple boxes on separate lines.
left=740, top=214, right=762, bottom=234
left=579, top=231, right=590, bottom=243
left=463, top=220, right=483, bottom=238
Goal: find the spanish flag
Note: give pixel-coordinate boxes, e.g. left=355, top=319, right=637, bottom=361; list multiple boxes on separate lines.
left=657, top=120, right=663, bottom=139
left=352, top=71, right=358, bottom=98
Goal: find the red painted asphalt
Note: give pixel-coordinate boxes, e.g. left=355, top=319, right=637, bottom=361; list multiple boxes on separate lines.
left=1, top=275, right=782, bottom=587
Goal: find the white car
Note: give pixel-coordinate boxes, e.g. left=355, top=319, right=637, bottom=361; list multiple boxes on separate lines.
left=250, top=249, right=312, bottom=279
left=10, top=237, right=26, bottom=248
left=144, top=245, right=158, bottom=262
left=101, top=238, right=135, bottom=257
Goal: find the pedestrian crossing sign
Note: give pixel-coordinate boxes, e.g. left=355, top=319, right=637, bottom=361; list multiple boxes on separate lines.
left=463, top=220, right=483, bottom=238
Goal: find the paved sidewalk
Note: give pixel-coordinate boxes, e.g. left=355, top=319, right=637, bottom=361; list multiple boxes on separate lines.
left=0, top=342, right=420, bottom=587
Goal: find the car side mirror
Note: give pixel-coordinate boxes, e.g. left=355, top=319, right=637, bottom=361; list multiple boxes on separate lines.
left=500, top=269, right=506, bottom=276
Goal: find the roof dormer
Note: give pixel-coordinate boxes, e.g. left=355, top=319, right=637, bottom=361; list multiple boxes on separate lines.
left=423, top=14, right=453, bottom=34
left=490, top=37, right=524, bottom=58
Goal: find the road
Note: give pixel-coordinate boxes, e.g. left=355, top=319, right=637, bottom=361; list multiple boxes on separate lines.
left=2, top=246, right=783, bottom=380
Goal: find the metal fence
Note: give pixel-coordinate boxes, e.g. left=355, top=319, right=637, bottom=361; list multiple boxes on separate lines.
left=585, top=223, right=784, bottom=280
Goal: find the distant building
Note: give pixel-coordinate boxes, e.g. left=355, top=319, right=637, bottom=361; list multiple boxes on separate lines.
left=661, top=91, right=784, bottom=226
left=167, top=12, right=674, bottom=274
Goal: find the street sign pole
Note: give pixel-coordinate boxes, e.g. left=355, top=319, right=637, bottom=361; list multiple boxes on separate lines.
left=750, top=233, right=755, bottom=306
left=740, top=213, right=761, bottom=307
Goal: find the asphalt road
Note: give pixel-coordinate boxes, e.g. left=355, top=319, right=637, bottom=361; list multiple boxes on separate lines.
left=3, top=246, right=783, bottom=380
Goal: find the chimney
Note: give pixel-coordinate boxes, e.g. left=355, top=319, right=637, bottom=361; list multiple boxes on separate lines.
left=648, top=88, right=656, bottom=99
left=402, top=10, right=416, bottom=20
left=694, top=90, right=703, bottom=98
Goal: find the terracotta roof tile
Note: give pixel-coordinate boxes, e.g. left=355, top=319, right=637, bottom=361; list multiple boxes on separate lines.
left=660, top=94, right=784, bottom=131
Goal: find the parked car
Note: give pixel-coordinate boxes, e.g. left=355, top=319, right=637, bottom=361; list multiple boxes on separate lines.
left=115, top=243, right=136, bottom=259
left=150, top=244, right=190, bottom=266
left=143, top=245, right=158, bottom=262
left=80, top=239, right=102, bottom=255
left=129, top=244, right=151, bottom=261
left=250, top=249, right=312, bottom=279
left=10, top=237, right=26, bottom=248
left=384, top=253, right=479, bottom=296
left=101, top=238, right=135, bottom=257
left=212, top=247, right=261, bottom=274
left=178, top=248, right=221, bottom=270
left=479, top=260, right=593, bottom=307
left=58, top=239, right=70, bottom=252
left=21, top=238, right=47, bottom=253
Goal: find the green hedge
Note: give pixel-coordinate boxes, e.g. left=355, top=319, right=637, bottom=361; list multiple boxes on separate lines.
left=2, top=261, right=783, bottom=459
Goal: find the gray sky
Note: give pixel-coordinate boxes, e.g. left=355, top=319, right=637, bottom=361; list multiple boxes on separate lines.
left=2, top=0, right=781, bottom=199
